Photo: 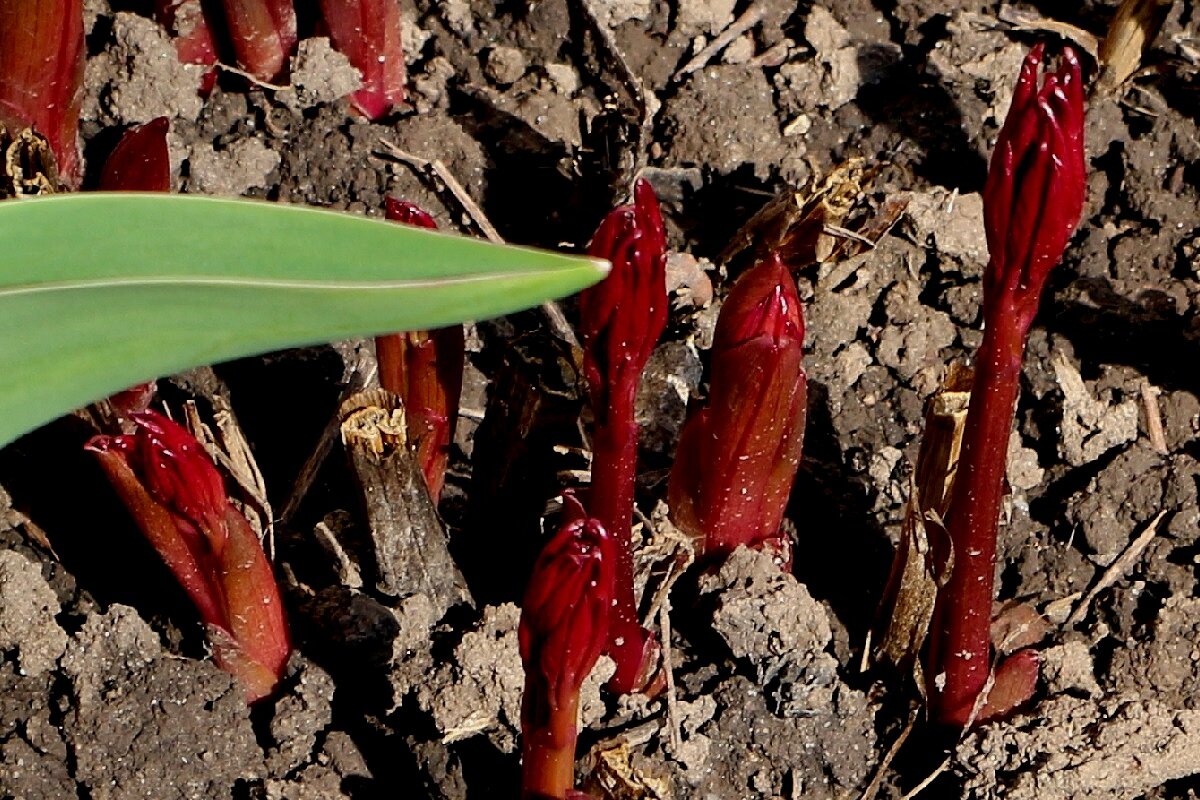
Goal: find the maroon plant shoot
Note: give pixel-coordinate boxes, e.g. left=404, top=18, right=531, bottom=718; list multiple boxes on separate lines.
left=519, top=512, right=615, bottom=800
left=668, top=255, right=806, bottom=566
left=100, top=117, right=171, bottom=193
left=0, top=0, right=85, bottom=185
left=579, top=179, right=668, bottom=694
left=88, top=412, right=291, bottom=703
left=320, top=0, right=406, bottom=119
left=929, top=44, right=1085, bottom=727
left=378, top=198, right=464, bottom=501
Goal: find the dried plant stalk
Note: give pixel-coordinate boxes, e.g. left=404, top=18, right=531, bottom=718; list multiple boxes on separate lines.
left=873, top=366, right=970, bottom=687
left=340, top=389, right=472, bottom=618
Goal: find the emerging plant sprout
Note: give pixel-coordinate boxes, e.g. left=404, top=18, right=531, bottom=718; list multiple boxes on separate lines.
left=153, top=0, right=296, bottom=82
left=578, top=179, right=668, bottom=694
left=519, top=498, right=615, bottom=800
left=928, top=43, right=1086, bottom=727
left=99, top=117, right=171, bottom=193
left=0, top=0, right=85, bottom=185
left=668, top=254, right=807, bottom=566
left=87, top=412, right=291, bottom=702
left=377, top=199, right=465, bottom=500
left=320, top=0, right=407, bottom=118
left=221, top=0, right=297, bottom=82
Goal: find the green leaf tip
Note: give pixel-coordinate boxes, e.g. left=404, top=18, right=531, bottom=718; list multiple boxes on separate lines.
left=0, top=193, right=608, bottom=447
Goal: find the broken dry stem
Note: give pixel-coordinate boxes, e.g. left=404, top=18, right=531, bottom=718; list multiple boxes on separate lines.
left=339, top=390, right=472, bottom=616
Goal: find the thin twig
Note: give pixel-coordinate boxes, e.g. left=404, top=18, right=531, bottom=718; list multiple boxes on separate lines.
left=375, top=141, right=582, bottom=351
left=212, top=62, right=290, bottom=91
left=375, top=142, right=502, bottom=241
left=899, top=757, right=951, bottom=800
left=573, top=0, right=650, bottom=124
left=1140, top=378, right=1169, bottom=455
left=823, top=223, right=878, bottom=248
left=1066, top=510, right=1169, bottom=626
left=673, top=2, right=769, bottom=81
left=747, top=41, right=791, bottom=68
left=858, top=708, right=919, bottom=800
left=659, top=600, right=681, bottom=755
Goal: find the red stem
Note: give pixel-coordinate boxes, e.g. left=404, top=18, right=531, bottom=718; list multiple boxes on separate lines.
left=589, top=398, right=647, bottom=694
left=930, top=311, right=1026, bottom=725
left=520, top=694, right=580, bottom=800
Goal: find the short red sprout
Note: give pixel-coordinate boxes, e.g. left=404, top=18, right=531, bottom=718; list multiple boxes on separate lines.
left=87, top=412, right=291, bottom=702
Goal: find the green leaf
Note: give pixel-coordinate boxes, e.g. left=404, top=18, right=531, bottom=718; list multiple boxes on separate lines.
left=0, top=193, right=607, bottom=447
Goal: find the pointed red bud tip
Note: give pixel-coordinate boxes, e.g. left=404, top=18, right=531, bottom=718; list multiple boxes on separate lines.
left=0, top=0, right=85, bottom=185
left=519, top=517, right=616, bottom=714
left=668, top=255, right=807, bottom=561
left=713, top=255, right=804, bottom=352
left=219, top=0, right=298, bottom=82
left=100, top=117, right=172, bottom=192
left=122, top=411, right=230, bottom=531
left=558, top=490, right=588, bottom=527
left=320, top=0, right=407, bottom=119
left=579, top=179, right=669, bottom=413
left=983, top=43, right=1086, bottom=331
left=384, top=198, right=437, bottom=229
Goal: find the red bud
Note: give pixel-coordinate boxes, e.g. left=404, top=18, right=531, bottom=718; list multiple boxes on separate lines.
left=87, top=411, right=290, bottom=702
left=930, top=44, right=1086, bottom=727
left=577, top=179, right=669, bottom=693
left=520, top=516, right=615, bottom=798
left=669, top=255, right=807, bottom=561
left=982, top=44, right=1086, bottom=333
left=100, top=117, right=171, bottom=192
left=579, top=178, right=669, bottom=419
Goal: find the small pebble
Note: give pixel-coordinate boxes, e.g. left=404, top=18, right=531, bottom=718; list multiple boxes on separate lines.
left=485, top=46, right=526, bottom=86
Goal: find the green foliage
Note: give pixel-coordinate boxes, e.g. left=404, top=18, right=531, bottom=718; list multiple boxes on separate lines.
left=0, top=193, right=606, bottom=446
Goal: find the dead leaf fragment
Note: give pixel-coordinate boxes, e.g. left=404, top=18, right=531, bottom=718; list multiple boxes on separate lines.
left=582, top=740, right=672, bottom=800
left=1098, top=0, right=1172, bottom=92
left=873, top=367, right=970, bottom=688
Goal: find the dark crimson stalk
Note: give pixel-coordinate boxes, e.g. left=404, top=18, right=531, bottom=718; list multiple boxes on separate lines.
left=668, top=255, right=806, bottom=566
left=378, top=199, right=464, bottom=500
left=929, top=44, right=1085, bottom=727
left=87, top=412, right=291, bottom=702
left=0, top=0, right=84, bottom=185
left=519, top=505, right=615, bottom=800
left=319, top=0, right=406, bottom=118
left=578, top=179, right=668, bottom=693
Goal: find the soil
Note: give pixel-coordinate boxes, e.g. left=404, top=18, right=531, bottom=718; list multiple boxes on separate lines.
left=2, top=0, right=1200, bottom=798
